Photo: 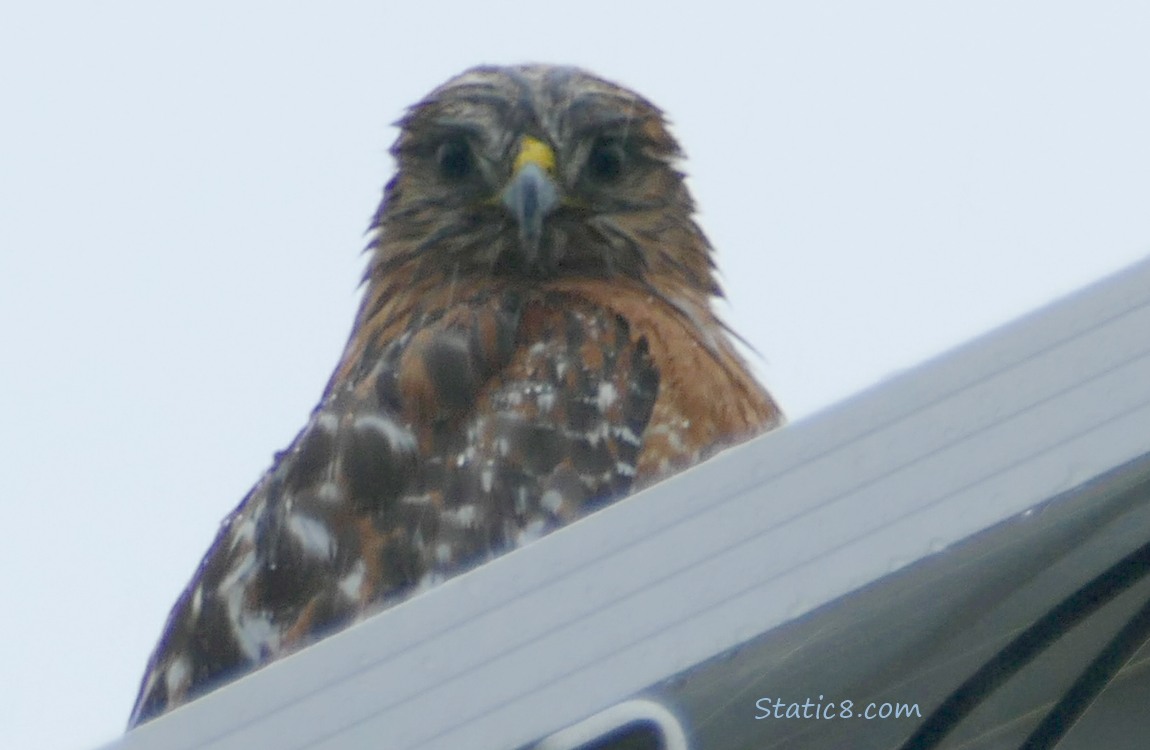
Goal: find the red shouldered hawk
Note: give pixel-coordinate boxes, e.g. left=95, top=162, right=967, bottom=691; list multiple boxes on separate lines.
left=128, top=64, right=783, bottom=727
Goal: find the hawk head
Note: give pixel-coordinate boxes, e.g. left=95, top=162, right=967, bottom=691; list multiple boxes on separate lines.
left=365, top=65, right=721, bottom=297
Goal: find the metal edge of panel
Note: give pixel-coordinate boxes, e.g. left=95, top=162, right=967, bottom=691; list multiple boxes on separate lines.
left=648, top=448, right=1150, bottom=750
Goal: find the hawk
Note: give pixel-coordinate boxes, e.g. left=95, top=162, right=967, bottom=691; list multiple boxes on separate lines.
left=129, top=64, right=783, bottom=727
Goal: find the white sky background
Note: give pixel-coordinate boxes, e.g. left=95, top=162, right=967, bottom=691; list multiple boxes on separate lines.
left=2, top=1, right=1150, bottom=747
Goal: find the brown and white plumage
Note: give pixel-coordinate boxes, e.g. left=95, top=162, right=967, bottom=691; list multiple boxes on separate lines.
left=129, top=64, right=783, bottom=727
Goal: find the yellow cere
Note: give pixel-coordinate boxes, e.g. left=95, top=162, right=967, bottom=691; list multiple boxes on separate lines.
left=513, top=136, right=557, bottom=174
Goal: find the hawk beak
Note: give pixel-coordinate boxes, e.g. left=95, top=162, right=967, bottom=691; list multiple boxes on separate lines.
left=501, top=136, right=560, bottom=264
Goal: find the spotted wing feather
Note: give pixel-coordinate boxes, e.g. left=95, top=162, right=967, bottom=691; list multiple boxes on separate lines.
left=128, top=289, right=658, bottom=725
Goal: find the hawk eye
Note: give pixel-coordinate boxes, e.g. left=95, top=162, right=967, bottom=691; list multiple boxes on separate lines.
left=436, top=137, right=475, bottom=181
left=586, top=137, right=626, bottom=183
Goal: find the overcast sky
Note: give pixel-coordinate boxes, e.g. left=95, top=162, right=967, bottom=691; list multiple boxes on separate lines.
left=3, top=2, right=1150, bottom=748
